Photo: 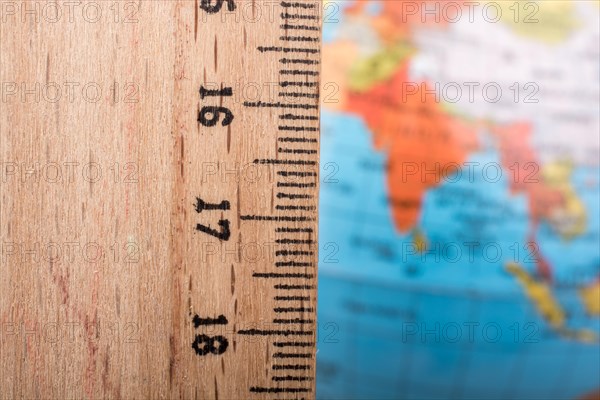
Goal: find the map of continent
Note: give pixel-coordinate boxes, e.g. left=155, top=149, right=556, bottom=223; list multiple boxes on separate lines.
left=317, top=1, right=600, bottom=399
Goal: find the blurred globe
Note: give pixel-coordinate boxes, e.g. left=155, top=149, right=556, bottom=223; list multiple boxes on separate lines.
left=317, top=1, right=600, bottom=399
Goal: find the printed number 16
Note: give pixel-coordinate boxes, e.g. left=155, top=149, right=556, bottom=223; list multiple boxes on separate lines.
left=198, top=86, right=234, bottom=127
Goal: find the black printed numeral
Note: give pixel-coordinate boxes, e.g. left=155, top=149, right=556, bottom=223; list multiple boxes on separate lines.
left=192, top=334, right=229, bottom=356
left=198, top=86, right=234, bottom=127
left=192, top=314, right=230, bottom=356
left=195, top=198, right=230, bottom=212
left=193, top=314, right=229, bottom=327
left=198, top=106, right=234, bottom=127
left=194, top=197, right=231, bottom=241
left=200, top=0, right=236, bottom=14
left=200, top=86, right=233, bottom=99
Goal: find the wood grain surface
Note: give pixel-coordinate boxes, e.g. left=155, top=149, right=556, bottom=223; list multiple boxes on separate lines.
left=0, top=1, right=321, bottom=398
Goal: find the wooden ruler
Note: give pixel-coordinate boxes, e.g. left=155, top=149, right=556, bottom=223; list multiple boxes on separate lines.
left=0, top=1, right=321, bottom=398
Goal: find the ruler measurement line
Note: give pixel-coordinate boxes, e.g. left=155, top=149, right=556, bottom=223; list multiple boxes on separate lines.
left=275, top=262, right=315, bottom=268
left=274, top=307, right=314, bottom=313
left=244, top=101, right=317, bottom=109
left=279, top=113, right=318, bottom=120
left=237, top=329, right=313, bottom=336
left=280, top=36, right=320, bottom=42
left=277, top=182, right=317, bottom=188
left=274, top=296, right=311, bottom=301
left=279, top=82, right=319, bottom=88
left=277, top=193, right=314, bottom=199
left=275, top=206, right=317, bottom=211
left=274, top=284, right=315, bottom=290
left=240, top=215, right=315, bottom=222
left=272, top=376, right=315, bottom=382
left=250, top=387, right=312, bottom=394
left=274, top=225, right=315, bottom=231
left=255, top=159, right=316, bottom=166
left=252, top=272, right=314, bottom=279
left=257, top=46, right=319, bottom=54
left=280, top=13, right=319, bottom=20
left=280, top=70, right=320, bottom=75
left=276, top=238, right=314, bottom=244
left=278, top=126, right=320, bottom=132
left=273, top=342, right=315, bottom=347
left=279, top=94, right=320, bottom=101
left=280, top=24, right=320, bottom=31
left=273, top=353, right=313, bottom=358
left=277, top=171, right=317, bottom=177
left=273, top=319, right=315, bottom=324
left=281, top=1, right=318, bottom=9
left=278, top=138, right=319, bottom=144
left=278, top=148, right=318, bottom=155
left=273, top=365, right=312, bottom=370
left=275, top=249, right=314, bottom=254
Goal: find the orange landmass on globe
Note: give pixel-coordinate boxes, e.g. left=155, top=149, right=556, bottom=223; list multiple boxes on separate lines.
left=580, top=388, right=600, bottom=400
left=346, top=63, right=478, bottom=233
left=346, top=0, right=449, bottom=43
left=322, top=40, right=359, bottom=111
left=491, top=121, right=599, bottom=340
left=491, top=123, right=576, bottom=281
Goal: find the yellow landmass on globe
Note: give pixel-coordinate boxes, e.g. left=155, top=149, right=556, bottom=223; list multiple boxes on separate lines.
left=497, top=0, right=579, bottom=44
left=506, top=263, right=565, bottom=328
left=542, top=160, right=587, bottom=240
left=413, top=229, right=428, bottom=253
left=558, top=328, right=597, bottom=343
left=348, top=42, right=415, bottom=92
left=507, top=263, right=598, bottom=343
left=580, top=280, right=600, bottom=316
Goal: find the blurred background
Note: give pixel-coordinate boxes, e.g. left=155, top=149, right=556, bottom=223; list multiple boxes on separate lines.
left=316, top=1, right=600, bottom=399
